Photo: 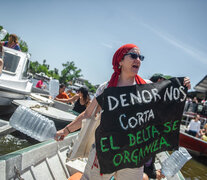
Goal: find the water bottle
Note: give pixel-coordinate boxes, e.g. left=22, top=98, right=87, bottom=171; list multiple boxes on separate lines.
left=10, top=105, right=57, bottom=142
left=161, top=147, right=192, bottom=178
left=49, top=79, right=59, bottom=99
left=0, top=29, right=7, bottom=40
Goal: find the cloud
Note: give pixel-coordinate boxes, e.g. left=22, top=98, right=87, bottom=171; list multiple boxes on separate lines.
left=101, top=43, right=113, bottom=49
left=142, top=23, right=207, bottom=65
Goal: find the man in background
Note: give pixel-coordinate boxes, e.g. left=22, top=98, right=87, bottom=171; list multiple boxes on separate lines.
left=36, top=78, right=46, bottom=89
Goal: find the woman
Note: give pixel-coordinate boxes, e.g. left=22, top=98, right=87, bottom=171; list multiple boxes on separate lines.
left=55, top=44, right=191, bottom=180
left=1, top=34, right=21, bottom=51
left=72, top=87, right=91, bottom=114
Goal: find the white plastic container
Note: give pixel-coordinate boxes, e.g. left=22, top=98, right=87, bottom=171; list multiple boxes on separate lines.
left=49, top=79, right=59, bottom=99
left=0, top=29, right=7, bottom=40
left=161, top=147, right=192, bottom=178
left=10, top=105, right=57, bottom=142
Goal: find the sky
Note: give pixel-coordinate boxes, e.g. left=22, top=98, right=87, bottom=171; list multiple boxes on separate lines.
left=1, top=0, right=207, bottom=89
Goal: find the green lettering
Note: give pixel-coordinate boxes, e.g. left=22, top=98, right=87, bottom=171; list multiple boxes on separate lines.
left=110, top=135, right=120, bottom=150
left=128, top=133, right=136, bottom=147
left=136, top=131, right=143, bottom=144
left=139, top=148, right=144, bottom=161
left=146, top=126, right=151, bottom=139
left=131, top=149, right=139, bottom=165
left=113, top=153, right=123, bottom=167
left=143, top=128, right=149, bottom=142
left=100, top=137, right=109, bottom=152
left=123, top=150, right=131, bottom=164
left=172, top=120, right=179, bottom=131
left=151, top=125, right=160, bottom=138
left=159, top=136, right=170, bottom=149
left=153, top=139, right=159, bottom=151
left=144, top=142, right=153, bottom=156
left=163, top=122, right=171, bottom=133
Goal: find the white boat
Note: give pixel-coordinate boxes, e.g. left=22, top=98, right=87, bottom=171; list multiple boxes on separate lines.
left=0, top=119, right=15, bottom=137
left=0, top=47, right=32, bottom=113
left=12, top=93, right=77, bottom=123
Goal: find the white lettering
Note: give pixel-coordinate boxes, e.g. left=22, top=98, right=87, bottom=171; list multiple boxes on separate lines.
left=120, top=94, right=130, bottom=107
left=173, top=88, right=180, bottom=100
left=119, top=109, right=155, bottom=130
left=130, top=91, right=142, bottom=105
left=142, top=90, right=153, bottom=103
left=119, top=114, right=128, bottom=130
left=164, top=86, right=173, bottom=101
left=108, top=96, right=119, bottom=111
left=179, top=86, right=186, bottom=102
left=128, top=117, right=138, bottom=128
left=151, top=88, right=161, bottom=101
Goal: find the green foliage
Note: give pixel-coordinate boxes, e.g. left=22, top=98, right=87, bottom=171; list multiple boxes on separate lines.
left=84, top=80, right=97, bottom=93
left=59, top=61, right=82, bottom=84
left=18, top=37, right=28, bottom=52
left=29, top=61, right=39, bottom=74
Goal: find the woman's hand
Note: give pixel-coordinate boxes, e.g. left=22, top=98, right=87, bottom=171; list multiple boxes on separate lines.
left=184, top=77, right=191, bottom=90
left=156, top=170, right=165, bottom=180
left=54, top=127, right=69, bottom=141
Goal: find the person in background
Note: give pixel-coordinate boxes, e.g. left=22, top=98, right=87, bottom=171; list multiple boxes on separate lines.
left=55, top=84, right=70, bottom=100
left=149, top=73, right=167, bottom=83
left=72, top=87, right=91, bottom=114
left=35, top=78, right=46, bottom=89
left=187, top=97, right=198, bottom=113
left=199, top=123, right=207, bottom=138
left=186, top=114, right=201, bottom=137
left=0, top=45, right=4, bottom=76
left=55, top=44, right=191, bottom=180
left=55, top=85, right=90, bottom=114
left=201, top=132, right=207, bottom=142
left=0, top=34, right=21, bottom=51
left=66, top=88, right=76, bottom=98
left=0, top=58, right=3, bottom=76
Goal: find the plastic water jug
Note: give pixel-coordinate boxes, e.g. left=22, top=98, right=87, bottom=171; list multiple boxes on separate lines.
left=10, top=105, right=57, bottom=142
left=49, top=79, right=59, bottom=99
left=161, top=147, right=192, bottom=178
left=0, top=29, right=7, bottom=40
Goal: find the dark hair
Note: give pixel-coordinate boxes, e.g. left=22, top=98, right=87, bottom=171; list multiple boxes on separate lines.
left=59, top=84, right=66, bottom=89
left=78, top=87, right=90, bottom=103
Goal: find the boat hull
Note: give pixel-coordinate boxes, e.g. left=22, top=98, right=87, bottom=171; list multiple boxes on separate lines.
left=0, top=90, right=25, bottom=103
left=179, top=131, right=207, bottom=156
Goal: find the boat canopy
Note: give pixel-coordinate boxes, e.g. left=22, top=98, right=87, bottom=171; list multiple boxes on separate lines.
left=194, top=75, right=207, bottom=93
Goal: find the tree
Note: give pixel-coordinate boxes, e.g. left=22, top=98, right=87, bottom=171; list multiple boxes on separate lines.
left=29, top=61, right=40, bottom=74
left=84, top=80, right=97, bottom=93
left=19, top=37, right=28, bottom=52
left=59, top=61, right=82, bottom=84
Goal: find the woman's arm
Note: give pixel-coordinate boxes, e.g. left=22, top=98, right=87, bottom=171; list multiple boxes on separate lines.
left=67, top=94, right=80, bottom=103
left=54, top=94, right=79, bottom=103
left=55, top=97, right=99, bottom=141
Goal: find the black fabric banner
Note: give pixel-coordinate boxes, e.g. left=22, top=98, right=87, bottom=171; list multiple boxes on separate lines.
left=95, top=77, right=187, bottom=174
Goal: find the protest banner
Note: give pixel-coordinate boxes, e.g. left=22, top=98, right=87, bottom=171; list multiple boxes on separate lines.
left=95, top=77, right=187, bottom=174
